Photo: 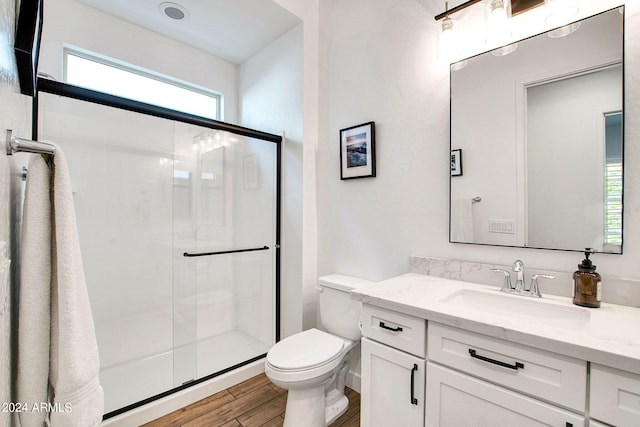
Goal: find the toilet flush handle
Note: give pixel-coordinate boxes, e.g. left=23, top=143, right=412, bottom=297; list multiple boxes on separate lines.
left=315, top=286, right=323, bottom=292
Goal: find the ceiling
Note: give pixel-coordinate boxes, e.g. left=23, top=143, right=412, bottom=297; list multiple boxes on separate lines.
left=75, top=0, right=301, bottom=64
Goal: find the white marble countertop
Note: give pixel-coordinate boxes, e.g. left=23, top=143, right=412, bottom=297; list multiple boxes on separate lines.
left=351, top=273, right=640, bottom=374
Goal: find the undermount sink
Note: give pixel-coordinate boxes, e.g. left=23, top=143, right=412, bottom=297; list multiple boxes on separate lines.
left=439, top=288, right=591, bottom=330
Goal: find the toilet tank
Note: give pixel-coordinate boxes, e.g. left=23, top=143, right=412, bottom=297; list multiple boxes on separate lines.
left=318, top=274, right=374, bottom=341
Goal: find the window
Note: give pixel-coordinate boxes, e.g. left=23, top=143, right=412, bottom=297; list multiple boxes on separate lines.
left=604, top=112, right=623, bottom=248
left=64, top=49, right=221, bottom=120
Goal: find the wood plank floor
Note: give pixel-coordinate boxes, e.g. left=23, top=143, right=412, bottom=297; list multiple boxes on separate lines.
left=142, top=373, right=360, bottom=427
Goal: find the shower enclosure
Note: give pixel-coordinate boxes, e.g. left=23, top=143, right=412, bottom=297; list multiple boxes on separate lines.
left=35, top=79, right=280, bottom=416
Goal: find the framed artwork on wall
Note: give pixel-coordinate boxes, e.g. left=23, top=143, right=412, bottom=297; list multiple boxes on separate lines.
left=451, top=149, right=463, bottom=177
left=340, top=121, right=376, bottom=180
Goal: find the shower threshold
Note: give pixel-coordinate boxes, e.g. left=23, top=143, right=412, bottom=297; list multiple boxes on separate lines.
left=100, top=330, right=270, bottom=416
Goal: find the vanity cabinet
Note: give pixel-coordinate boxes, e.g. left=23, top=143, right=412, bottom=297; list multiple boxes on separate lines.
left=360, top=305, right=426, bottom=427
left=590, top=364, right=640, bottom=427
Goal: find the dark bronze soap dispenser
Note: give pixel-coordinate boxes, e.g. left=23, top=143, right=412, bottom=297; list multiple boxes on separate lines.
left=572, top=248, right=601, bottom=308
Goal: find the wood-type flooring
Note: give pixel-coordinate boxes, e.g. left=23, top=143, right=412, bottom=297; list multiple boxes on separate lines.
left=143, top=373, right=360, bottom=427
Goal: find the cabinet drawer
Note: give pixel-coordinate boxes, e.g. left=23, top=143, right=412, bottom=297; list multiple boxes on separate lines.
left=590, top=364, right=640, bottom=427
left=361, top=305, right=426, bottom=357
left=426, top=363, right=585, bottom=427
left=428, top=322, right=586, bottom=412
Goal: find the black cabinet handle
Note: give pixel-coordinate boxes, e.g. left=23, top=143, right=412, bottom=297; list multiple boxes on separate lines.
left=410, top=364, right=418, bottom=405
left=379, top=321, right=403, bottom=332
left=468, top=349, right=524, bottom=370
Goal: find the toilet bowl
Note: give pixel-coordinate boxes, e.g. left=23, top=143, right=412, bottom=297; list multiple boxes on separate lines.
left=265, top=274, right=373, bottom=427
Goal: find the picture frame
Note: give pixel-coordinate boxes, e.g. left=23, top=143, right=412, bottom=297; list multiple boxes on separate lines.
left=451, top=149, right=463, bottom=177
left=14, top=0, right=44, bottom=96
left=340, top=121, right=376, bottom=180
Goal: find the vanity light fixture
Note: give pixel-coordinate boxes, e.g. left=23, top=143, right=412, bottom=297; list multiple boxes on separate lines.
left=435, top=0, right=520, bottom=60
left=544, top=0, right=579, bottom=27
left=485, top=0, right=518, bottom=56
left=436, top=2, right=465, bottom=63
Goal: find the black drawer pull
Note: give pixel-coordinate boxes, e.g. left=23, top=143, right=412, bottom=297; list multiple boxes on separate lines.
left=468, top=349, right=524, bottom=370
left=379, top=321, right=403, bottom=332
left=410, top=364, right=418, bottom=405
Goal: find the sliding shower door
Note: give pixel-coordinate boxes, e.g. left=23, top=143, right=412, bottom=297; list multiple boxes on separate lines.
left=37, top=86, right=279, bottom=416
left=172, top=122, right=277, bottom=386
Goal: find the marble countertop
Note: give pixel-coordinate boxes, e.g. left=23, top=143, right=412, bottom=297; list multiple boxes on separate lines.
left=351, top=273, right=640, bottom=374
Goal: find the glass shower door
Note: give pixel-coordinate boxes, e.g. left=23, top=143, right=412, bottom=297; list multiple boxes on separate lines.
left=172, top=122, right=277, bottom=386
left=37, top=86, right=279, bottom=416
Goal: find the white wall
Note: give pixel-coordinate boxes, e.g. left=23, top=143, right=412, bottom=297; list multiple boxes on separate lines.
left=239, top=23, right=304, bottom=339
left=272, top=0, right=321, bottom=331
left=39, top=0, right=239, bottom=123
left=316, top=0, right=640, bottom=287
left=318, top=0, right=446, bottom=281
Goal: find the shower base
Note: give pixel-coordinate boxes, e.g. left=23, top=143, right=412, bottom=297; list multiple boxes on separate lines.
left=100, top=330, right=270, bottom=414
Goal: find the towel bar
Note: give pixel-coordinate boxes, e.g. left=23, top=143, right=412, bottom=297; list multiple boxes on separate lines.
left=5, top=129, right=56, bottom=156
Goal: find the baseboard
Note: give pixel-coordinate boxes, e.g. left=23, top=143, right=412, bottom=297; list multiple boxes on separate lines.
left=101, top=359, right=265, bottom=426
left=346, top=369, right=361, bottom=393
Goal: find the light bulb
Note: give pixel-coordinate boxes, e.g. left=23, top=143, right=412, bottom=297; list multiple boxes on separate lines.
left=439, top=16, right=459, bottom=63
left=545, top=0, right=579, bottom=27
left=485, top=0, right=512, bottom=51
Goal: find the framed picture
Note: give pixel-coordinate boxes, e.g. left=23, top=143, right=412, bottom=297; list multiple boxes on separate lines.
left=451, top=149, right=463, bottom=177
left=14, top=0, right=44, bottom=96
left=340, top=121, right=376, bottom=180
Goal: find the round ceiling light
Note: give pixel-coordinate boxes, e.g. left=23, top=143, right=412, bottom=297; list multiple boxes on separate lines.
left=159, top=2, right=189, bottom=21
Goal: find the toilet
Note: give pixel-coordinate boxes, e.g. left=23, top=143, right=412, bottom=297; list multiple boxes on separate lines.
left=265, top=274, right=373, bottom=427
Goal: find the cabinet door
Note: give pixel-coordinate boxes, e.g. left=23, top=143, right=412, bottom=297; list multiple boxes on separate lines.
left=361, top=337, right=425, bottom=427
left=426, top=362, right=585, bottom=427
left=590, top=363, right=640, bottom=427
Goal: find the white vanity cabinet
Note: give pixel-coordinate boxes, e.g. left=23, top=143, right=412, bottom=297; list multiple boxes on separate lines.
left=590, top=364, right=640, bottom=427
left=360, top=305, right=426, bottom=427
left=426, top=322, right=587, bottom=427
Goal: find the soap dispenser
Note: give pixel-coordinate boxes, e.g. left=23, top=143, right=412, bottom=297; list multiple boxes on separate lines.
left=572, top=248, right=601, bottom=308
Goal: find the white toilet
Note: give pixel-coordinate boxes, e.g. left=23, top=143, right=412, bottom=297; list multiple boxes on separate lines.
left=265, top=274, right=373, bottom=427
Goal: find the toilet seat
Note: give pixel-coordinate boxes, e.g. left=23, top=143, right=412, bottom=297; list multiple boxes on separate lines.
left=265, top=328, right=348, bottom=383
left=267, top=328, right=344, bottom=370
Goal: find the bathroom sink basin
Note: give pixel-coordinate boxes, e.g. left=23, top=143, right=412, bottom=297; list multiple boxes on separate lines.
left=440, top=289, right=590, bottom=330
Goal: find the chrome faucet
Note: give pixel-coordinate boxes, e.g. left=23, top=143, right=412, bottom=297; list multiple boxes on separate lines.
left=492, top=260, right=554, bottom=298
left=512, top=260, right=525, bottom=293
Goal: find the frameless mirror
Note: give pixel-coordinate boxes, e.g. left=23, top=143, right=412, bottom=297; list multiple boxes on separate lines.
left=450, top=7, right=624, bottom=253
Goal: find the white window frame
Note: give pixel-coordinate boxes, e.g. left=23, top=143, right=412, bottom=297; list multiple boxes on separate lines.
left=63, top=47, right=222, bottom=120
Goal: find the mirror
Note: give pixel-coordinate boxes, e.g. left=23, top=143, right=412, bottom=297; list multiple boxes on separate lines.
left=450, top=7, right=624, bottom=253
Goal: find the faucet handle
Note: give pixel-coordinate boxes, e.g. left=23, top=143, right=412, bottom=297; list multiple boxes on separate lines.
left=491, top=268, right=512, bottom=293
left=528, top=274, right=555, bottom=298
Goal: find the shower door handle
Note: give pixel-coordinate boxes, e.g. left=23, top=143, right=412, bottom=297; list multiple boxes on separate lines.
left=183, top=245, right=269, bottom=257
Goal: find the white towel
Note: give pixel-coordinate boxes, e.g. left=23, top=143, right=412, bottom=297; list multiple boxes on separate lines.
left=18, top=148, right=104, bottom=427
left=450, top=198, right=474, bottom=242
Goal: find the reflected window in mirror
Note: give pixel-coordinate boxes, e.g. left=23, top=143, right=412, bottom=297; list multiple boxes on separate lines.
left=604, top=111, right=622, bottom=251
